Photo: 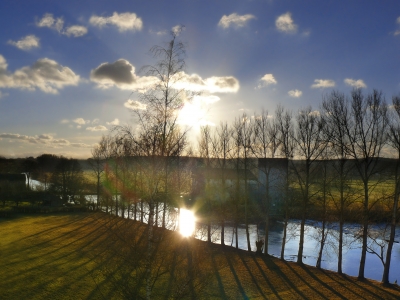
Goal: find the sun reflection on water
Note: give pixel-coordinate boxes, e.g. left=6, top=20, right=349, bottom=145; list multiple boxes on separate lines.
left=179, top=208, right=196, bottom=237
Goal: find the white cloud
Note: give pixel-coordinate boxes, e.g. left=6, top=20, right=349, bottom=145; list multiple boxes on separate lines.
left=89, top=12, right=143, bottom=32
left=37, top=13, right=64, bottom=32
left=394, top=17, right=400, bottom=35
left=124, top=99, right=147, bottom=110
left=344, top=78, right=367, bottom=88
left=86, top=125, right=107, bottom=131
left=73, top=118, right=86, bottom=125
left=60, top=119, right=69, bottom=124
left=106, top=118, right=120, bottom=125
left=36, top=13, right=87, bottom=37
left=311, top=79, right=335, bottom=89
left=91, top=60, right=239, bottom=94
left=202, top=76, right=240, bottom=93
left=70, top=142, right=92, bottom=148
left=309, top=110, right=321, bottom=117
left=150, top=29, right=167, bottom=35
left=65, top=25, right=88, bottom=37
left=91, top=118, right=99, bottom=124
left=90, top=59, right=157, bottom=90
left=256, top=74, right=277, bottom=89
left=172, top=25, right=184, bottom=36
left=91, top=59, right=136, bottom=84
left=0, top=55, right=80, bottom=94
left=174, top=73, right=240, bottom=93
left=0, top=133, right=38, bottom=143
left=288, top=89, right=302, bottom=97
left=0, top=132, right=91, bottom=148
left=218, top=13, right=256, bottom=29
left=38, top=134, right=53, bottom=140
left=276, top=12, right=298, bottom=33
left=8, top=35, right=40, bottom=50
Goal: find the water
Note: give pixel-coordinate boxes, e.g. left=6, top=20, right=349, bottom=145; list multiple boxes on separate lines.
left=120, top=201, right=399, bottom=283
left=193, top=219, right=400, bottom=283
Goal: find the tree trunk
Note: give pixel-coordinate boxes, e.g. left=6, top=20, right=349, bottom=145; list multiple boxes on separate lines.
left=316, top=219, right=326, bottom=269
left=338, top=217, right=343, bottom=274
left=281, top=215, right=288, bottom=260
left=146, top=200, right=154, bottom=300
left=264, top=169, right=270, bottom=255
left=382, top=156, right=400, bottom=284
left=221, top=218, right=225, bottom=246
left=358, top=179, right=369, bottom=280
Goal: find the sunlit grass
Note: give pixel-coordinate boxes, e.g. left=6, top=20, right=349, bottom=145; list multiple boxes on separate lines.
left=0, top=212, right=399, bottom=299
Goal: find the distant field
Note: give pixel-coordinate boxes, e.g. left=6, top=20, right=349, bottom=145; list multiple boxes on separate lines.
left=1, top=212, right=399, bottom=299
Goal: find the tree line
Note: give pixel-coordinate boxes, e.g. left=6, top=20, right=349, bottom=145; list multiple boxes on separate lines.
left=87, top=29, right=400, bottom=286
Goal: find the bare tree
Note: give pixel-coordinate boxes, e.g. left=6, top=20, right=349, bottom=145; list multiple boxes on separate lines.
left=210, top=122, right=232, bottom=246
left=21, top=157, right=37, bottom=190
left=275, top=105, right=295, bottom=260
left=321, top=91, right=357, bottom=274
left=111, top=27, right=191, bottom=299
left=197, top=125, right=213, bottom=243
left=342, top=89, right=388, bottom=280
left=252, top=109, right=280, bottom=254
left=382, top=94, right=400, bottom=284
left=88, top=136, right=107, bottom=210
left=315, top=149, right=334, bottom=269
left=293, top=106, right=326, bottom=264
left=50, top=156, right=85, bottom=204
left=231, top=113, right=254, bottom=252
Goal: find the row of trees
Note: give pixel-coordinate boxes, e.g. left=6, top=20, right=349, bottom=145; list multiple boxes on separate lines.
left=87, top=27, right=399, bottom=290
left=194, top=90, right=399, bottom=284
left=0, top=154, right=87, bottom=207
left=93, top=88, right=400, bottom=286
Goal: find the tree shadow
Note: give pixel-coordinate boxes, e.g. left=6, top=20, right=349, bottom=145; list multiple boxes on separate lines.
left=250, top=255, right=282, bottom=299
left=259, top=257, right=309, bottom=299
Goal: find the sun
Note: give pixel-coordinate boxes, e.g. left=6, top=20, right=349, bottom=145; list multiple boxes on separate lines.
left=179, top=208, right=196, bottom=237
left=177, top=95, right=219, bottom=128
left=177, top=101, right=207, bottom=127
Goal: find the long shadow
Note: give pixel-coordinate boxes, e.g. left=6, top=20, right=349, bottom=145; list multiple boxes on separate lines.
left=238, top=253, right=267, bottom=299
left=260, top=258, right=308, bottom=299
left=224, top=249, right=248, bottom=299
left=211, top=249, right=228, bottom=299
left=348, top=277, right=400, bottom=299
left=251, top=255, right=282, bottom=299
left=285, top=263, right=336, bottom=300
left=299, top=265, right=352, bottom=300
left=2, top=213, right=123, bottom=275
left=6, top=213, right=104, bottom=254
left=319, top=272, right=368, bottom=300
left=2, top=215, right=115, bottom=268
left=7, top=212, right=92, bottom=244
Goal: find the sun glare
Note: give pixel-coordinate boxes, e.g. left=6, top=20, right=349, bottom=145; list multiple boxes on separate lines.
left=178, top=102, right=208, bottom=127
left=179, top=208, right=196, bottom=237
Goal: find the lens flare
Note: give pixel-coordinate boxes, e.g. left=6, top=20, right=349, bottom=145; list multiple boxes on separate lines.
left=179, top=208, right=195, bottom=237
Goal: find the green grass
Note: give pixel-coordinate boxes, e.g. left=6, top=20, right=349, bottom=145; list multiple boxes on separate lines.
left=1, top=212, right=400, bottom=299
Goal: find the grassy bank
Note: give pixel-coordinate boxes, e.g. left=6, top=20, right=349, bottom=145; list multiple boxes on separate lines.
left=0, top=212, right=399, bottom=299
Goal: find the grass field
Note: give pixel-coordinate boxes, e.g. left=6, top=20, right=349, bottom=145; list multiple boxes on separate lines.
left=1, top=212, right=400, bottom=299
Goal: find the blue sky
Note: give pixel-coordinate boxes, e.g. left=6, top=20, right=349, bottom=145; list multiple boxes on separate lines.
left=0, top=0, right=399, bottom=158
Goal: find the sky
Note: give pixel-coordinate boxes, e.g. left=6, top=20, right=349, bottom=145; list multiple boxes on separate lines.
left=0, top=0, right=399, bottom=158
